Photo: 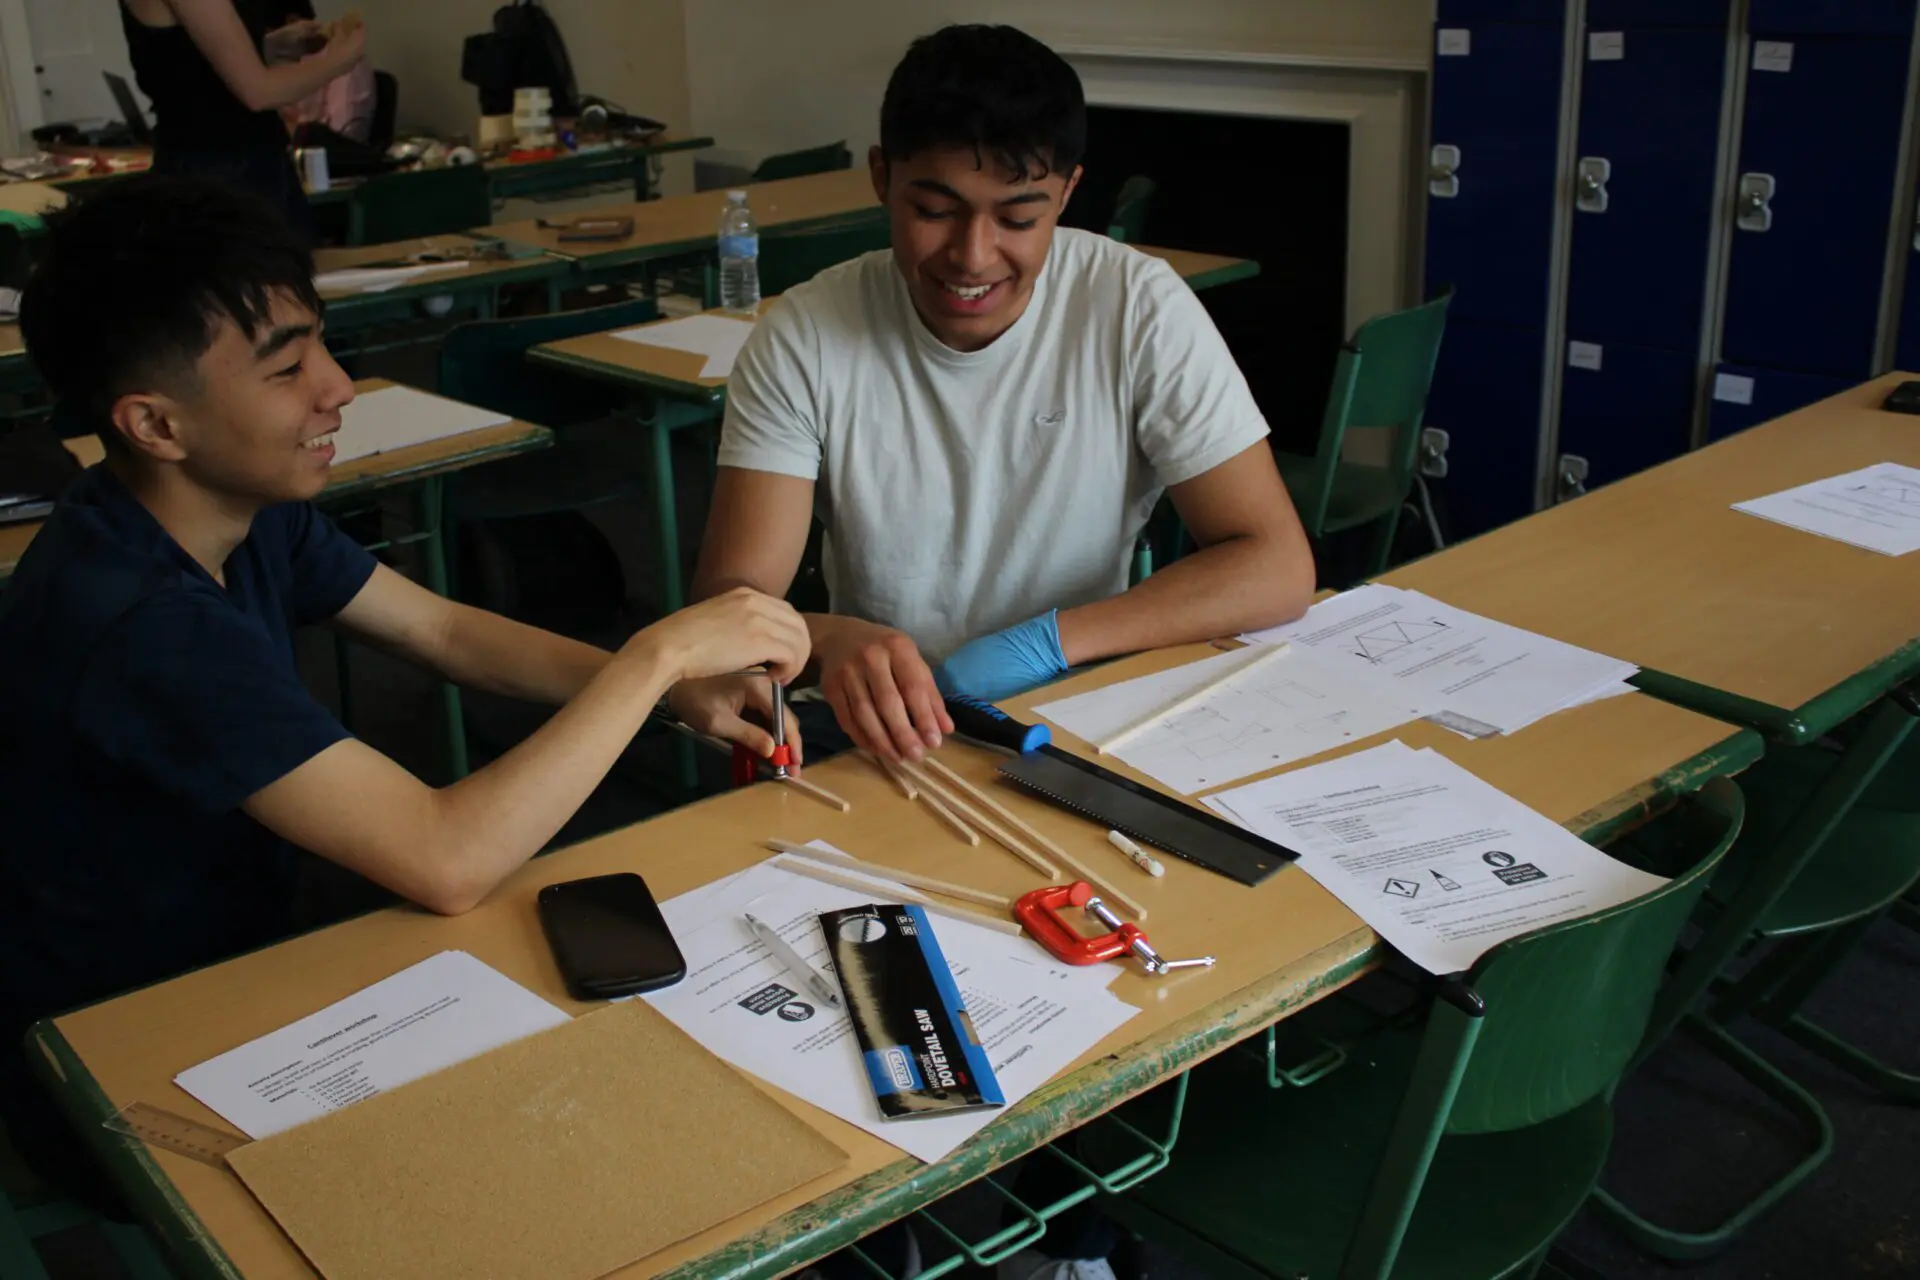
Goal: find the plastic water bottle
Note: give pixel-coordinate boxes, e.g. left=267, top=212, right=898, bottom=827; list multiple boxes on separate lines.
left=718, top=190, right=760, bottom=316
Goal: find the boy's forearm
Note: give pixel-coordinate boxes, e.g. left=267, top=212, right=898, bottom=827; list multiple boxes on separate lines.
left=437, top=602, right=613, bottom=704
left=1055, top=533, right=1313, bottom=666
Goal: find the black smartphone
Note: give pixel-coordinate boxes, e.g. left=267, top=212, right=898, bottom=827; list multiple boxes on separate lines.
left=1883, top=380, right=1920, bottom=415
left=537, top=873, right=686, bottom=1000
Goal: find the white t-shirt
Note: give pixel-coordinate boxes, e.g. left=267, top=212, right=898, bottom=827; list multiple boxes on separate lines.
left=718, top=227, right=1269, bottom=663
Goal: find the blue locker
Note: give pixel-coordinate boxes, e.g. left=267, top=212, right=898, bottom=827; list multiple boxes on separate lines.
left=1588, top=0, right=1727, bottom=23
left=1424, top=319, right=1548, bottom=535
left=1705, top=362, right=1853, bottom=438
left=1425, top=16, right=1567, bottom=326
left=1720, top=30, right=1913, bottom=378
left=1557, top=342, right=1697, bottom=487
left=1565, top=25, right=1729, bottom=350
left=1748, top=0, right=1915, bottom=37
left=1896, top=221, right=1920, bottom=371
left=1439, top=0, right=1565, bottom=22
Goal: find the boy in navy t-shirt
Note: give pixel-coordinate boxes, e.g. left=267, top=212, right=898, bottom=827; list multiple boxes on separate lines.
left=0, top=175, right=810, bottom=1191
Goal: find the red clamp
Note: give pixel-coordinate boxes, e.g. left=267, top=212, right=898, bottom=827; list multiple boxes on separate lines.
left=1015, top=882, right=1216, bottom=976
left=731, top=743, right=795, bottom=788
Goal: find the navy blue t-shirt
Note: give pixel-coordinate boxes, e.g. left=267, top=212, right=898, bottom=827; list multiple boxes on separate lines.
left=0, top=465, right=376, bottom=1041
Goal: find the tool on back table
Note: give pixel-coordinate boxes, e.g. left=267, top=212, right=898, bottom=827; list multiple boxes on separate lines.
left=999, top=745, right=1297, bottom=887
left=943, top=695, right=1051, bottom=754
left=1014, top=882, right=1214, bottom=975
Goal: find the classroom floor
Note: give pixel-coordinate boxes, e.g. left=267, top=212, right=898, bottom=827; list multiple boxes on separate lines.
left=8, top=356, right=1918, bottom=1277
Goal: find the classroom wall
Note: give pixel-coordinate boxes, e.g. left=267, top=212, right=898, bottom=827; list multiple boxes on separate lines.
left=680, top=0, right=1435, bottom=167
left=310, top=0, right=697, bottom=195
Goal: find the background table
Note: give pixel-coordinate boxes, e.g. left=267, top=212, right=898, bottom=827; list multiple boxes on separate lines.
left=27, top=630, right=1754, bottom=1280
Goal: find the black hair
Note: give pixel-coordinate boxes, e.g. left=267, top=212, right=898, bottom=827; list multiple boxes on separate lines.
left=880, top=25, right=1086, bottom=181
left=19, top=174, right=321, bottom=450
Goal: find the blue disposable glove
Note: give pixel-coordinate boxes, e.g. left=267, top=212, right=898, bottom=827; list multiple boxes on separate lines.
left=933, top=610, right=1069, bottom=703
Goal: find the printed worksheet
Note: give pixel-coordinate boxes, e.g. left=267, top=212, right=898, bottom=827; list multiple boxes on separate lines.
left=612, top=313, right=756, bottom=377
left=644, top=854, right=1136, bottom=1164
left=1731, top=461, right=1920, bottom=555
left=1242, top=585, right=1638, bottom=736
left=1033, top=644, right=1430, bottom=794
left=1206, top=741, right=1666, bottom=974
left=333, top=384, right=511, bottom=464
left=174, top=951, right=570, bottom=1138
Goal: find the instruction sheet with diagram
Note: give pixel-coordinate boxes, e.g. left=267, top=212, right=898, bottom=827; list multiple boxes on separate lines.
left=1731, top=461, right=1920, bottom=555
left=1205, top=741, right=1667, bottom=974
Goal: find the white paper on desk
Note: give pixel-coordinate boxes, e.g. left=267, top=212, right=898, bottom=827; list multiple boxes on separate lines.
left=1034, top=643, right=1430, bottom=794
left=173, top=951, right=569, bottom=1139
left=1731, top=461, right=1920, bottom=556
left=1243, top=585, right=1638, bottom=737
left=611, top=313, right=755, bottom=377
left=333, top=383, right=511, bottom=463
left=644, top=853, right=1137, bottom=1164
left=313, top=261, right=469, bottom=294
left=1206, top=742, right=1666, bottom=974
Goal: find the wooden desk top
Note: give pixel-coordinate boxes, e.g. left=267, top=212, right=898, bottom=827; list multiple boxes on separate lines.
left=0, top=322, right=22, bottom=361
left=34, top=634, right=1753, bottom=1280
left=312, top=235, right=567, bottom=305
left=1383, top=373, right=1920, bottom=737
left=0, top=379, right=548, bottom=579
left=488, top=168, right=880, bottom=264
left=1130, top=245, right=1259, bottom=290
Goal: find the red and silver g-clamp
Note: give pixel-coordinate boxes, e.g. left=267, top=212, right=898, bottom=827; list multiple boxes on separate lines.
left=1014, top=882, right=1215, bottom=975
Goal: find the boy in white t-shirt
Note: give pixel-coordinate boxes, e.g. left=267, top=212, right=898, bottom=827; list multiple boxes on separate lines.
left=695, top=24, right=1315, bottom=764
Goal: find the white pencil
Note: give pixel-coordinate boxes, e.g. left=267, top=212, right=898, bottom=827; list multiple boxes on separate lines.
left=1095, top=643, right=1289, bottom=754
left=1108, top=830, right=1166, bottom=877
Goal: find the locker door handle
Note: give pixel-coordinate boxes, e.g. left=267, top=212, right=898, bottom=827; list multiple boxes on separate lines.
left=1737, top=173, right=1775, bottom=232
left=1575, top=157, right=1611, bottom=213
left=1557, top=454, right=1590, bottom=502
left=1429, top=144, right=1461, bottom=199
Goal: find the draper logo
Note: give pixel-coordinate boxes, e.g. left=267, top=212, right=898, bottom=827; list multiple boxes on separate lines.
left=881, top=1047, right=916, bottom=1089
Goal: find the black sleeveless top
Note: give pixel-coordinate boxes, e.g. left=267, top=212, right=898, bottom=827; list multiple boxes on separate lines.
left=120, top=0, right=289, bottom=152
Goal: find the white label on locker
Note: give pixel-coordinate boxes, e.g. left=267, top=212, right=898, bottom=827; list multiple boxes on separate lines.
left=1437, top=29, right=1471, bottom=57
left=1567, top=341, right=1604, bottom=372
left=1588, top=32, right=1625, bottom=61
left=1753, top=41, right=1794, bottom=73
left=1713, top=373, right=1756, bottom=405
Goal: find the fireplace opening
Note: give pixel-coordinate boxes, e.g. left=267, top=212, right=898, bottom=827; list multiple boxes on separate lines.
left=1065, top=105, right=1351, bottom=455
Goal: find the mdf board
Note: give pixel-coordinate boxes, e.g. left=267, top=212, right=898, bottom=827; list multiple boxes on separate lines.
left=1425, top=12, right=1569, bottom=327
left=1720, top=24, right=1914, bottom=379
left=1423, top=317, right=1549, bottom=534
left=1564, top=22, right=1730, bottom=350
left=1705, top=362, right=1855, bottom=440
left=1557, top=341, right=1698, bottom=488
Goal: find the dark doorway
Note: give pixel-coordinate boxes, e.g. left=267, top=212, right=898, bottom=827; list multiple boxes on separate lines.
left=1067, top=106, right=1350, bottom=455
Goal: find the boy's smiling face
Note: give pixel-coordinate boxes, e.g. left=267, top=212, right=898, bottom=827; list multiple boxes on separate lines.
left=117, top=290, right=357, bottom=504
left=872, top=144, right=1079, bottom=353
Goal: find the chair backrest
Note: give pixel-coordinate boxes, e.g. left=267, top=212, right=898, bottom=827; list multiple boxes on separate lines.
left=1107, top=174, right=1157, bottom=243
left=759, top=216, right=891, bottom=297
left=437, top=295, right=660, bottom=426
left=370, top=71, right=399, bottom=150
left=750, top=141, right=853, bottom=183
left=348, top=162, right=491, bottom=245
left=1445, top=776, right=1745, bottom=1133
left=1296, top=288, right=1453, bottom=533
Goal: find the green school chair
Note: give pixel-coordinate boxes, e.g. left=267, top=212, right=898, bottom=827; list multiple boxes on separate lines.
left=1, top=1174, right=176, bottom=1280
left=1590, top=710, right=1920, bottom=1258
left=758, top=217, right=890, bottom=298
left=1279, top=290, right=1453, bottom=583
left=749, top=141, right=853, bottom=183
left=1106, top=174, right=1157, bottom=243
left=347, top=162, right=492, bottom=246
left=1094, top=777, right=1744, bottom=1280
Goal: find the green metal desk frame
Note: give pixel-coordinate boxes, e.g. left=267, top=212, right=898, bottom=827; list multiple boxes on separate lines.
left=22, top=726, right=1758, bottom=1280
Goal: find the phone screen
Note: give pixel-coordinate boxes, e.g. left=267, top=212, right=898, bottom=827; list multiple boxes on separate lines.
left=537, top=873, right=686, bottom=999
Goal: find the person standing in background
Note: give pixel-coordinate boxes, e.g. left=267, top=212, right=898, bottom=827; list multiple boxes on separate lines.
left=274, top=0, right=377, bottom=143
left=118, top=0, right=365, bottom=237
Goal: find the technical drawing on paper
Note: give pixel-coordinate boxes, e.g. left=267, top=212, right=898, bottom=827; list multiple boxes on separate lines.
left=1350, top=619, right=1449, bottom=664
left=1852, top=477, right=1920, bottom=505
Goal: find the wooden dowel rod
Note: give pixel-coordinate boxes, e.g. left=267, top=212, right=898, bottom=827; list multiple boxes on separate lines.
left=762, top=842, right=1012, bottom=909
left=770, top=856, right=1023, bottom=937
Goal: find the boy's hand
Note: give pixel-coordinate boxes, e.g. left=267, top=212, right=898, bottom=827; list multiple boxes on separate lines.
left=628, top=586, right=811, bottom=685
left=815, top=617, right=951, bottom=762
left=932, top=611, right=1068, bottom=703
left=668, top=675, right=803, bottom=767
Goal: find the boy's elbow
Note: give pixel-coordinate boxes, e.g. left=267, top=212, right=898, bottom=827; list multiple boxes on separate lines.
left=411, top=871, right=489, bottom=917
left=1251, top=536, right=1318, bottom=628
